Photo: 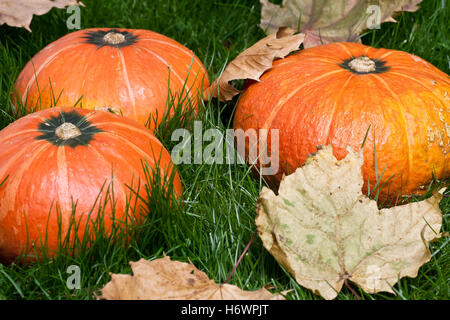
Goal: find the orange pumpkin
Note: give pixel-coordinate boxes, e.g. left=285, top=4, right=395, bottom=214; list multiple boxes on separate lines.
left=14, top=28, right=209, bottom=129
left=0, top=107, right=182, bottom=263
left=234, top=42, right=450, bottom=202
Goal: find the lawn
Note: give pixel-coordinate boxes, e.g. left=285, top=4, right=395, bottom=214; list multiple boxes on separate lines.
left=0, top=0, right=448, bottom=300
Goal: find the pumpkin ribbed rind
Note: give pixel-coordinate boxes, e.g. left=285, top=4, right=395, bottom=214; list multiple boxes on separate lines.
left=234, top=42, right=450, bottom=201
left=13, top=28, right=209, bottom=129
left=0, top=107, right=182, bottom=263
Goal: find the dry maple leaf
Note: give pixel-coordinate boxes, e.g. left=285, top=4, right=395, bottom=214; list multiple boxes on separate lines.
left=259, top=0, right=423, bottom=48
left=98, top=256, right=284, bottom=300
left=203, top=27, right=304, bottom=101
left=256, top=145, right=444, bottom=300
left=0, top=0, right=84, bottom=31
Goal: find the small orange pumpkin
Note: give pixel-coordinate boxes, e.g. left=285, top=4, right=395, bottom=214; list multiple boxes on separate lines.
left=234, top=42, right=450, bottom=201
left=14, top=28, right=209, bottom=128
left=0, top=107, right=182, bottom=263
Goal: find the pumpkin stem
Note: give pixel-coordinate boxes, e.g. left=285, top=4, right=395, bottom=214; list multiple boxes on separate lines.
left=103, top=32, right=126, bottom=45
left=55, top=122, right=82, bottom=140
left=348, top=56, right=376, bottom=73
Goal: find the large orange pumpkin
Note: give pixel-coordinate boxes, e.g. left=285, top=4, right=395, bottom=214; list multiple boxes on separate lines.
left=234, top=42, right=450, bottom=202
left=0, top=107, right=182, bottom=263
left=14, top=28, right=209, bottom=129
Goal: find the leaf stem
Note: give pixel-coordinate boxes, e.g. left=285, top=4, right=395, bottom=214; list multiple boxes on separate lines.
left=223, top=230, right=257, bottom=284
left=344, top=279, right=361, bottom=300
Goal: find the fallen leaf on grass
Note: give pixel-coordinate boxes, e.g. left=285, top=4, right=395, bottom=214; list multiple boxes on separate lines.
left=98, top=256, right=284, bottom=300
left=203, top=28, right=304, bottom=101
left=0, top=0, right=84, bottom=31
left=259, top=0, right=423, bottom=48
left=256, top=145, right=444, bottom=300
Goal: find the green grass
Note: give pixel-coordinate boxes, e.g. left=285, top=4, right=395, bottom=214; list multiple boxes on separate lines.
left=0, top=0, right=449, bottom=300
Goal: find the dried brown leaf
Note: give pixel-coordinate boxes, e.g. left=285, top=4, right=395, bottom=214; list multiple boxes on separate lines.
left=0, top=0, right=84, bottom=31
left=256, top=145, right=444, bottom=300
left=260, top=0, right=423, bottom=48
left=203, top=28, right=304, bottom=101
left=98, top=256, right=284, bottom=300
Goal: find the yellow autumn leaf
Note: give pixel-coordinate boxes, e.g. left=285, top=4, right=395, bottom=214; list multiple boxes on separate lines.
left=256, top=145, right=444, bottom=300
left=98, top=256, right=285, bottom=300
left=0, top=0, right=84, bottom=31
